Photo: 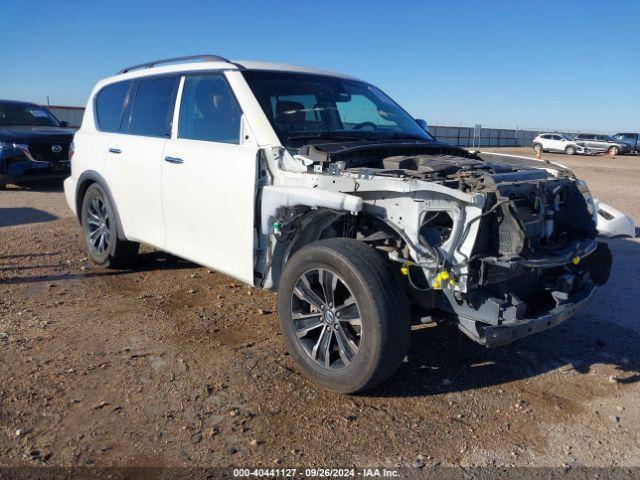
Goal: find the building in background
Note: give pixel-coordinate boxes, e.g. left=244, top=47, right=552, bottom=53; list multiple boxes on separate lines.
left=48, top=105, right=84, bottom=128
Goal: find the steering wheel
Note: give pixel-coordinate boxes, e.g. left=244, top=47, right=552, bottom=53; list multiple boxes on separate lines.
left=352, top=121, right=378, bottom=130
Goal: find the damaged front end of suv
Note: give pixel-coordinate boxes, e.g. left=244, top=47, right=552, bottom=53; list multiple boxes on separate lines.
left=257, top=139, right=615, bottom=347
left=237, top=67, right=631, bottom=391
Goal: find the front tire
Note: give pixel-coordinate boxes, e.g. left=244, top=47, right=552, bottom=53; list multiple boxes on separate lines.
left=277, top=238, right=410, bottom=393
left=565, top=146, right=576, bottom=155
left=80, top=184, right=138, bottom=268
left=608, top=146, right=619, bottom=156
left=533, top=143, right=543, bottom=153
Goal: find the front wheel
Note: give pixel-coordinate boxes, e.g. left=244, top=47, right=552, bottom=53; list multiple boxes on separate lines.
left=277, top=238, right=410, bottom=393
left=80, top=184, right=139, bottom=268
left=608, top=146, right=619, bottom=156
left=565, top=146, right=576, bottom=155
left=533, top=143, right=543, bottom=153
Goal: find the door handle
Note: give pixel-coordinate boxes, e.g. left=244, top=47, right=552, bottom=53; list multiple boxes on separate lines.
left=108, top=148, right=122, bottom=154
left=164, top=156, right=184, bottom=164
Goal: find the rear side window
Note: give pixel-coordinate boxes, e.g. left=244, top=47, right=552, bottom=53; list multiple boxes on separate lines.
left=125, top=76, right=178, bottom=137
left=95, top=81, right=131, bottom=132
left=178, top=74, right=242, bottom=144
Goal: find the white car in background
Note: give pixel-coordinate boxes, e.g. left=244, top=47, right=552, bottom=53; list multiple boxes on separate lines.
left=532, top=133, right=586, bottom=155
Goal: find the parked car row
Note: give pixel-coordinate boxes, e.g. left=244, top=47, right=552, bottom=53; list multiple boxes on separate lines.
left=532, top=132, right=636, bottom=156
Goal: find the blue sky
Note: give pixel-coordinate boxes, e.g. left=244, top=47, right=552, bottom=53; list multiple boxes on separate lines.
left=1, top=0, right=638, bottom=131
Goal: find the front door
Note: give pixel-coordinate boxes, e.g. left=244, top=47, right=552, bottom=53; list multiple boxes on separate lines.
left=162, top=73, right=259, bottom=284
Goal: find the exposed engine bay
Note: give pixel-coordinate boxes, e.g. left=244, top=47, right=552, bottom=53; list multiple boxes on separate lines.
left=257, top=140, right=623, bottom=347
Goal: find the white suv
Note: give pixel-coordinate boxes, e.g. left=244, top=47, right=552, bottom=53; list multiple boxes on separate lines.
left=65, top=55, right=619, bottom=392
left=532, top=133, right=586, bottom=155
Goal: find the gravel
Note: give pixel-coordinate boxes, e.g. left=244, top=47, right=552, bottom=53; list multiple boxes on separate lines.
left=1, top=152, right=639, bottom=467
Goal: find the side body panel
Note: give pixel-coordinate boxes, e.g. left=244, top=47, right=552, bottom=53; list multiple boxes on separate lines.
left=160, top=73, right=261, bottom=284
left=103, top=133, right=167, bottom=247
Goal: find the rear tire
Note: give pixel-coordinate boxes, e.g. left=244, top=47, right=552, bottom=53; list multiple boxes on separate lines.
left=608, top=146, right=619, bottom=156
left=80, top=183, right=138, bottom=268
left=565, top=146, right=576, bottom=155
left=533, top=143, right=543, bottom=153
left=277, top=238, right=410, bottom=393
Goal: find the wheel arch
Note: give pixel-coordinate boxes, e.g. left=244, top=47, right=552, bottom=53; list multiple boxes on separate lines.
left=267, top=208, right=406, bottom=289
left=75, top=171, right=127, bottom=240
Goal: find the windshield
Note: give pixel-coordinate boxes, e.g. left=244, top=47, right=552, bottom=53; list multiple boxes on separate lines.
left=242, top=71, right=433, bottom=148
left=0, top=103, right=60, bottom=127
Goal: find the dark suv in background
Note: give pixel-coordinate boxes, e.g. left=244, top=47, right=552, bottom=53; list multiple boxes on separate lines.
left=0, top=100, right=74, bottom=189
left=613, top=133, right=639, bottom=153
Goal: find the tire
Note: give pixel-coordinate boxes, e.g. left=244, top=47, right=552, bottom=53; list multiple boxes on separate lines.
left=533, top=143, right=542, bottom=153
left=80, top=183, right=139, bottom=268
left=277, top=238, right=410, bottom=393
left=608, top=146, right=619, bottom=156
left=565, top=146, right=576, bottom=155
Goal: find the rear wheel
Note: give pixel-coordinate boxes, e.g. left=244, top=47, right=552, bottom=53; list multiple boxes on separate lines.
left=277, top=238, right=410, bottom=393
left=533, top=143, right=543, bottom=153
left=608, top=146, right=619, bottom=156
left=80, top=183, right=138, bottom=268
left=565, top=146, right=576, bottom=155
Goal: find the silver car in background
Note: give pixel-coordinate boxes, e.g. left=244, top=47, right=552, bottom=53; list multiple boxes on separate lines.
left=574, top=133, right=629, bottom=155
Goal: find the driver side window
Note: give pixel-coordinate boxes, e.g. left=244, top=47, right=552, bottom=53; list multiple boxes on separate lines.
left=178, top=74, right=242, bottom=144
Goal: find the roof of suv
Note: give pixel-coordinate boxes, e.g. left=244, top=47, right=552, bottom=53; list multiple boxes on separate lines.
left=108, top=56, right=360, bottom=85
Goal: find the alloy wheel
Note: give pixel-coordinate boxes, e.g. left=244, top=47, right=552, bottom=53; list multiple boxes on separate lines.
left=85, top=197, right=110, bottom=254
left=290, top=268, right=362, bottom=370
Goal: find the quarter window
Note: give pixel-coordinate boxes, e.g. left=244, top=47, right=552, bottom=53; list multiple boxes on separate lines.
left=125, top=77, right=178, bottom=137
left=95, top=81, right=131, bottom=132
left=178, top=74, right=242, bottom=144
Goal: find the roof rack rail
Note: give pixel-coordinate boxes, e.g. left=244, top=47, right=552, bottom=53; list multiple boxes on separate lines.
left=118, top=54, right=231, bottom=74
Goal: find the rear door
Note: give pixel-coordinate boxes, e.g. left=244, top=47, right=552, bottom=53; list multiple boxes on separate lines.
left=161, top=73, right=259, bottom=284
left=537, top=134, right=551, bottom=149
left=87, top=80, right=131, bottom=186
left=103, top=75, right=179, bottom=248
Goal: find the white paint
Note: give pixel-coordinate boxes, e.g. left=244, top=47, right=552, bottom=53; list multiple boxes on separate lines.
left=260, top=186, right=363, bottom=234
left=594, top=199, right=636, bottom=238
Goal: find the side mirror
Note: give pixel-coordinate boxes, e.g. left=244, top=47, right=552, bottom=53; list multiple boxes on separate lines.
left=59, top=121, right=69, bottom=127
left=415, top=118, right=428, bottom=130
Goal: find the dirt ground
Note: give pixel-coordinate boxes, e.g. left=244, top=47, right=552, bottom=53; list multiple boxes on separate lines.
left=1, top=147, right=639, bottom=469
